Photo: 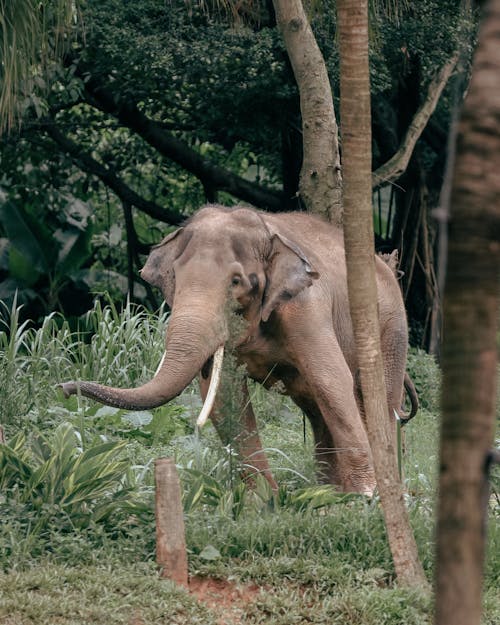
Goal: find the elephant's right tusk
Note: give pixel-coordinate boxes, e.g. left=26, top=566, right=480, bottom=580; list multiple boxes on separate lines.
left=196, top=345, right=224, bottom=428
left=154, top=351, right=166, bottom=377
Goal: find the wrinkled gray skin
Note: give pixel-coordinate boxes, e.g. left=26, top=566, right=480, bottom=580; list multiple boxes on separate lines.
left=61, top=205, right=413, bottom=494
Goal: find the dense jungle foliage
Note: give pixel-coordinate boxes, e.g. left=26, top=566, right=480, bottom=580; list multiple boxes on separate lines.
left=0, top=0, right=476, bottom=347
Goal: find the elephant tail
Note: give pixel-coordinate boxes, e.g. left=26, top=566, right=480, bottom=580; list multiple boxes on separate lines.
left=400, top=372, right=419, bottom=426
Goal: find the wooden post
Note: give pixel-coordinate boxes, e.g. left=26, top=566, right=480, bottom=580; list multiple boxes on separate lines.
left=154, top=457, right=188, bottom=587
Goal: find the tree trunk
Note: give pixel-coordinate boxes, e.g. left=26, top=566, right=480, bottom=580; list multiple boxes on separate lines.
left=337, top=0, right=427, bottom=588
left=272, top=0, right=342, bottom=224
left=435, top=1, right=500, bottom=623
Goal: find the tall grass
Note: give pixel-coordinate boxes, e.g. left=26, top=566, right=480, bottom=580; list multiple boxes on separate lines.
left=0, top=297, right=167, bottom=433
left=1, top=299, right=499, bottom=625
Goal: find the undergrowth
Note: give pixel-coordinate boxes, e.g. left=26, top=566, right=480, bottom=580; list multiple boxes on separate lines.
left=0, top=299, right=498, bottom=625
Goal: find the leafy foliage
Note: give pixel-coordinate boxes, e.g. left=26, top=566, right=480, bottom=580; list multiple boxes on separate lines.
left=406, top=347, right=441, bottom=413
left=0, top=0, right=74, bottom=133
left=0, top=301, right=498, bottom=623
left=0, top=422, right=151, bottom=531
left=0, top=196, right=93, bottom=314
left=0, top=0, right=477, bottom=324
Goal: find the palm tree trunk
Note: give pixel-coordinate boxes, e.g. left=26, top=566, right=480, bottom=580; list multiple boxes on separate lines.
left=435, top=2, right=500, bottom=623
left=337, top=0, right=427, bottom=587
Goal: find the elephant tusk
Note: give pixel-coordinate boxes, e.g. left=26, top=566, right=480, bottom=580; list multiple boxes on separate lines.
left=154, top=351, right=166, bottom=377
left=196, top=345, right=224, bottom=428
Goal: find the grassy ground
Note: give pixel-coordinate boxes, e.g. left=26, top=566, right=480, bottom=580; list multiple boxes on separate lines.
left=0, top=302, right=498, bottom=624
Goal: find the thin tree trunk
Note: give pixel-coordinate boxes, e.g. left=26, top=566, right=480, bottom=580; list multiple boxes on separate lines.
left=435, top=1, right=500, bottom=623
left=337, top=0, right=427, bottom=588
left=272, top=0, right=342, bottom=224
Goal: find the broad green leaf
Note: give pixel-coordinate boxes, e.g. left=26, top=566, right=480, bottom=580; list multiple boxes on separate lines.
left=0, top=201, right=56, bottom=272
left=8, top=246, right=40, bottom=286
left=198, top=545, right=221, bottom=561
left=0, top=444, right=33, bottom=485
left=183, top=476, right=206, bottom=512
left=54, top=225, right=92, bottom=277
left=122, top=411, right=153, bottom=427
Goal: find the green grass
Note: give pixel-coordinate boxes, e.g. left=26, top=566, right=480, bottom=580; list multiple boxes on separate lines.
left=0, top=564, right=212, bottom=625
left=0, top=301, right=499, bottom=625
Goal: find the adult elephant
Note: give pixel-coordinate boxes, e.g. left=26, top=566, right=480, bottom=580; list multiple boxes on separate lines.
left=61, top=204, right=416, bottom=495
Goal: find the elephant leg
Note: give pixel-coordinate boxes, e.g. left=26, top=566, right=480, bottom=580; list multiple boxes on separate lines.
left=293, top=396, right=341, bottom=487
left=198, top=375, right=278, bottom=492
left=290, top=324, right=376, bottom=494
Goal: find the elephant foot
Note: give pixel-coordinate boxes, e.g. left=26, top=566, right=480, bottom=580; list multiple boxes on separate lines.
left=315, top=447, right=376, bottom=495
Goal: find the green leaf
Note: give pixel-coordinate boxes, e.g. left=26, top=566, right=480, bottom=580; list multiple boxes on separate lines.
left=8, top=245, right=41, bottom=286
left=183, top=476, right=206, bottom=512
left=54, top=225, right=92, bottom=278
left=0, top=201, right=56, bottom=272
left=198, top=544, right=221, bottom=561
left=0, top=443, right=33, bottom=487
left=122, top=411, right=153, bottom=427
left=95, top=406, right=121, bottom=418
left=286, top=485, right=361, bottom=511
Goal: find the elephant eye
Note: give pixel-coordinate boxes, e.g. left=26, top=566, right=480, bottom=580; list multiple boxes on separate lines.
left=231, top=275, right=242, bottom=286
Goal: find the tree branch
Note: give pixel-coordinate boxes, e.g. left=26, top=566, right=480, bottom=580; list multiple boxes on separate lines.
left=372, top=53, right=459, bottom=190
left=83, top=79, right=287, bottom=212
left=39, top=118, right=187, bottom=225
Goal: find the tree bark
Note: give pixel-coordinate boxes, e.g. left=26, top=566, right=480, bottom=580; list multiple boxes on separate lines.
left=337, top=0, right=427, bottom=588
left=435, top=1, right=500, bottom=623
left=272, top=0, right=342, bottom=224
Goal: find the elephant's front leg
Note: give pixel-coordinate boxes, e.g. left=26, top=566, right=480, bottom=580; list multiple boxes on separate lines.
left=198, top=375, right=278, bottom=492
left=292, top=326, right=376, bottom=495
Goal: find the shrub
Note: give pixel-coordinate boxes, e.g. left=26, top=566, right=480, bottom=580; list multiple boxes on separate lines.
left=0, top=422, right=152, bottom=533
left=406, top=347, right=441, bottom=413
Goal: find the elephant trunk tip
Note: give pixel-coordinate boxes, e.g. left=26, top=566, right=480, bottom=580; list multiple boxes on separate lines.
left=58, top=382, right=77, bottom=399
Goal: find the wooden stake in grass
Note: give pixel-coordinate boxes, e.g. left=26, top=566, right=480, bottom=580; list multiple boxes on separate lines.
left=155, top=457, right=188, bottom=587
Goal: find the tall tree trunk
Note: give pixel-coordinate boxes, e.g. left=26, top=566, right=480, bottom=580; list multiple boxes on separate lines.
left=435, top=1, right=500, bottom=623
left=337, top=0, right=427, bottom=587
left=272, top=0, right=343, bottom=224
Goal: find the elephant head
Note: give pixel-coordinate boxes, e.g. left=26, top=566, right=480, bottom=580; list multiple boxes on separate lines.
left=60, top=205, right=319, bottom=416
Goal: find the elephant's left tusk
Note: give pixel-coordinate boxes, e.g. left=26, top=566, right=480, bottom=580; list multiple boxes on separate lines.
left=196, top=345, right=224, bottom=428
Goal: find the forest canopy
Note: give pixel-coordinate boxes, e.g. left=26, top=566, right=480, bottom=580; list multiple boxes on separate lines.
left=0, top=0, right=475, bottom=340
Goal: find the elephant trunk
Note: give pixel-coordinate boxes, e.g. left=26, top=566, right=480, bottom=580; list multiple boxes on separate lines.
left=60, top=299, right=227, bottom=410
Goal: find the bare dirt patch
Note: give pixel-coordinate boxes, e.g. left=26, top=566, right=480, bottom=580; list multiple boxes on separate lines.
left=189, top=575, right=265, bottom=624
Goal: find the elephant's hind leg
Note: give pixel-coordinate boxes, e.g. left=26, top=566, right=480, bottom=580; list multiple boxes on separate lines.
left=293, top=396, right=341, bottom=486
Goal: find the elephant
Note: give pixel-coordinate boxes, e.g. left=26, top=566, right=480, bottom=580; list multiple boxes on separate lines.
left=60, top=204, right=417, bottom=495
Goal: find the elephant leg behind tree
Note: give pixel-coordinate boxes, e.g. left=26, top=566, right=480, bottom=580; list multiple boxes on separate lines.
left=286, top=306, right=376, bottom=495
left=293, top=396, right=341, bottom=486
left=198, top=374, right=278, bottom=492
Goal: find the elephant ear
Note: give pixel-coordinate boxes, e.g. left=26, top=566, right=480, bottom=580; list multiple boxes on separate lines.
left=141, top=227, right=184, bottom=307
left=261, top=233, right=319, bottom=322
